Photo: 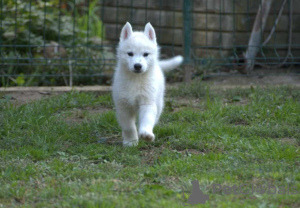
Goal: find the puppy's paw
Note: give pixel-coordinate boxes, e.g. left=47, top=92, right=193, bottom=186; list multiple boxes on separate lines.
left=139, top=131, right=155, bottom=142
left=123, top=139, right=138, bottom=147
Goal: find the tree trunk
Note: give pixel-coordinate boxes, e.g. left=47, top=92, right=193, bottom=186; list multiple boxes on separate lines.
left=243, top=0, right=274, bottom=74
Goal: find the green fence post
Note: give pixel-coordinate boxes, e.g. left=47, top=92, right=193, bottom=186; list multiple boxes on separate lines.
left=183, top=0, right=192, bottom=82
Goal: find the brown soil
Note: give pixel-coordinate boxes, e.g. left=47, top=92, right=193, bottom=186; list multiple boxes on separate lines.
left=62, top=107, right=111, bottom=124
left=1, top=75, right=299, bottom=105
left=0, top=91, right=61, bottom=106
left=203, top=75, right=300, bottom=87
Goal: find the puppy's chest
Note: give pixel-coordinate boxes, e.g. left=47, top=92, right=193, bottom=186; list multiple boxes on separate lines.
left=122, top=81, right=156, bottom=106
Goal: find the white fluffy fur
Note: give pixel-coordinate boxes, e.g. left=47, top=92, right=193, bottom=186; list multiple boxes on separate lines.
left=112, top=22, right=183, bottom=146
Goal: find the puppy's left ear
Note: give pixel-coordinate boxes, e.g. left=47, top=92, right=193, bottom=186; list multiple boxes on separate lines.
left=144, top=23, right=156, bottom=42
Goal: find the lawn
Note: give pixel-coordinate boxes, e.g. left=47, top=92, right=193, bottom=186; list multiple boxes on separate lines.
left=0, top=82, right=299, bottom=207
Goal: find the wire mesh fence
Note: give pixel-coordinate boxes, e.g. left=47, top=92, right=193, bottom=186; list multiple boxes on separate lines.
left=0, top=0, right=299, bottom=86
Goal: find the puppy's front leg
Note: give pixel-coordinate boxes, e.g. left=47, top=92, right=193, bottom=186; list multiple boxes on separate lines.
left=138, top=104, right=157, bottom=142
left=116, top=106, right=138, bottom=146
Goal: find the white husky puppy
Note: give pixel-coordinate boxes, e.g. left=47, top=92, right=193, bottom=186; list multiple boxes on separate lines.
left=112, top=22, right=183, bottom=146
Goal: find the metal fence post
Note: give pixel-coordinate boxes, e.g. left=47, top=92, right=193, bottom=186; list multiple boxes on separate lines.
left=183, top=0, right=192, bottom=83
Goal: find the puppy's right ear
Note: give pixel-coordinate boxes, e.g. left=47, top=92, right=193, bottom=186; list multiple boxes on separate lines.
left=120, top=22, right=132, bottom=42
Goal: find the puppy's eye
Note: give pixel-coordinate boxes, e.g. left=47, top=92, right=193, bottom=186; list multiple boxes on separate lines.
left=127, top=52, right=134, bottom=56
left=143, top=53, right=149, bottom=57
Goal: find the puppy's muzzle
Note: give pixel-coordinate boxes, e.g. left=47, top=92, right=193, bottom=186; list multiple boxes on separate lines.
left=134, top=63, right=142, bottom=73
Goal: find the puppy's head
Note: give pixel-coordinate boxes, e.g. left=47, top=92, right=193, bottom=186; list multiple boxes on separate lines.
left=117, top=22, right=159, bottom=74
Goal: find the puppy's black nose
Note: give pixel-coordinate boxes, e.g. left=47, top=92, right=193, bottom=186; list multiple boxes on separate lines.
left=134, top=64, right=142, bottom=71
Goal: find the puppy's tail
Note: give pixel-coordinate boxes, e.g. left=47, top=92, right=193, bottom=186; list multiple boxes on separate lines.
left=159, top=55, right=183, bottom=72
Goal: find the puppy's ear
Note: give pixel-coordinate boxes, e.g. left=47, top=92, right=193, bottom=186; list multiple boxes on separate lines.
left=120, top=22, right=132, bottom=41
left=144, top=22, right=156, bottom=42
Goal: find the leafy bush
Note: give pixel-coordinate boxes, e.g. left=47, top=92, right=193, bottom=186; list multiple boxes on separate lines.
left=0, top=0, right=108, bottom=86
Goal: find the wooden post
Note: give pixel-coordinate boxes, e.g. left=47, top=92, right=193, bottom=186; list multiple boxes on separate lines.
left=183, top=65, right=192, bottom=83
left=183, top=0, right=192, bottom=83
left=243, top=0, right=273, bottom=73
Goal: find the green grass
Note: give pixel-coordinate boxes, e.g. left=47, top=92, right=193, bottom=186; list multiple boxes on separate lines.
left=0, top=83, right=300, bottom=207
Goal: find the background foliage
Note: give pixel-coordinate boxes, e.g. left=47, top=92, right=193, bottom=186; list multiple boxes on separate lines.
left=0, top=0, right=107, bottom=86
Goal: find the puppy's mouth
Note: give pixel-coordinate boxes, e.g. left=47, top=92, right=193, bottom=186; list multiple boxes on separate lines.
left=133, top=70, right=143, bottom=74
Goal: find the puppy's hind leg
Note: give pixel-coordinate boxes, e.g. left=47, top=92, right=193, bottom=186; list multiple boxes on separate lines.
left=138, top=104, right=157, bottom=142
left=155, top=96, right=164, bottom=124
left=116, top=106, right=139, bottom=147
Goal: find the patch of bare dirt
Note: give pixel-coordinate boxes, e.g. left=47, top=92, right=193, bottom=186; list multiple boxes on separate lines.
left=140, top=146, right=166, bottom=165
left=231, top=119, right=249, bottom=126
left=278, top=138, right=298, bottom=146
left=96, top=136, right=122, bottom=146
left=203, top=75, right=300, bottom=87
left=166, top=97, right=204, bottom=113
left=222, top=98, right=250, bottom=106
left=177, top=149, right=205, bottom=155
left=1, top=91, right=61, bottom=106
left=0, top=86, right=110, bottom=106
left=174, top=98, right=202, bottom=108
left=1, top=75, right=299, bottom=108
left=61, top=107, right=111, bottom=124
